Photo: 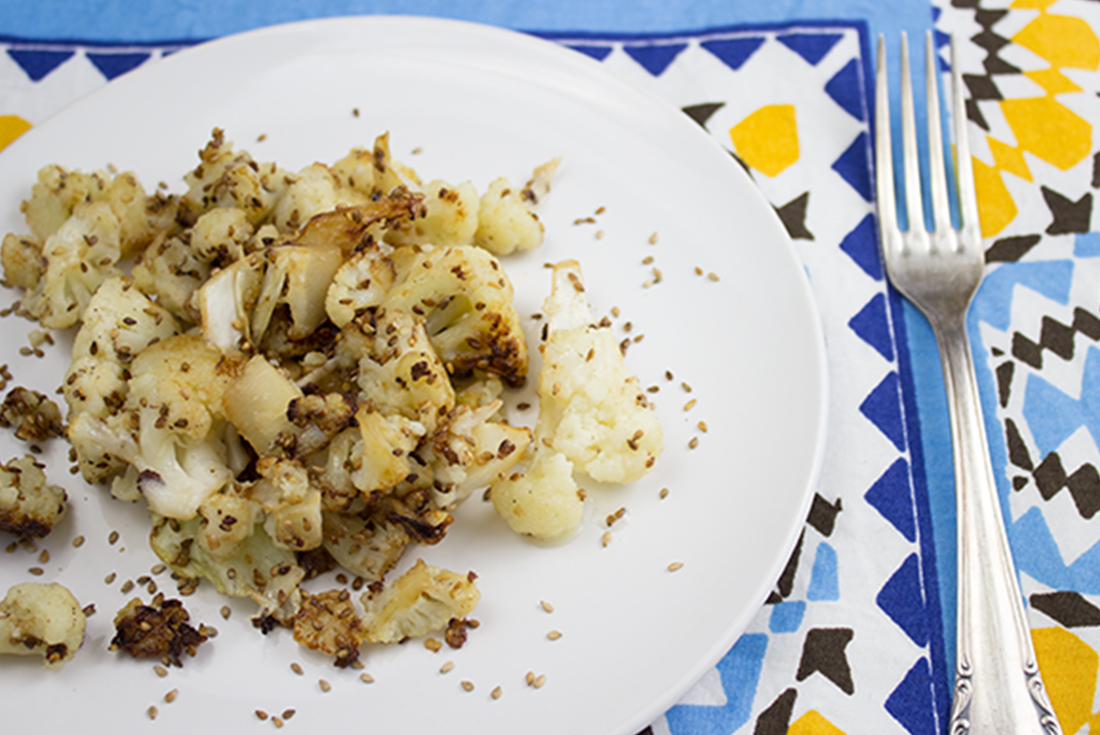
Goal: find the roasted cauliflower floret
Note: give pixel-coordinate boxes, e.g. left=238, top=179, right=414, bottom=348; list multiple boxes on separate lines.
left=427, top=399, right=531, bottom=505
left=20, top=164, right=110, bottom=243
left=181, top=128, right=289, bottom=226
left=246, top=458, right=324, bottom=552
left=0, top=455, right=66, bottom=540
left=537, top=260, right=662, bottom=483
left=190, top=206, right=253, bottom=265
left=0, top=582, right=86, bottom=669
left=222, top=355, right=303, bottom=456
left=490, top=447, right=582, bottom=540
left=360, top=559, right=479, bottom=644
left=293, top=589, right=365, bottom=668
left=381, top=245, right=528, bottom=387
left=385, top=180, right=479, bottom=248
left=324, top=242, right=396, bottom=328
left=109, top=594, right=208, bottom=667
left=0, top=387, right=64, bottom=442
left=15, top=200, right=123, bottom=329
left=321, top=511, right=410, bottom=582
left=131, top=234, right=212, bottom=324
left=272, top=163, right=361, bottom=232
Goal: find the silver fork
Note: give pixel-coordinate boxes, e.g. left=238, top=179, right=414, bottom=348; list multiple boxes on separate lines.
left=874, top=32, right=1063, bottom=734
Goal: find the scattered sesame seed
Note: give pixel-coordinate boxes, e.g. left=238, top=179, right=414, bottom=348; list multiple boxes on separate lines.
left=359, top=673, right=375, bottom=684
left=257, top=133, right=267, bottom=142
left=72, top=535, right=85, bottom=548
left=5, top=542, right=15, bottom=554
left=649, top=232, right=659, bottom=244
left=601, top=531, right=612, bottom=547
left=595, top=206, right=606, bottom=215
left=681, top=381, right=693, bottom=392
left=108, top=530, right=119, bottom=545
left=282, top=709, right=296, bottom=720
left=683, top=399, right=697, bottom=411
left=694, top=266, right=704, bottom=276
left=256, top=709, right=269, bottom=721
left=164, top=688, right=178, bottom=703
left=424, top=637, right=442, bottom=653
left=660, top=487, right=670, bottom=499
left=154, top=665, right=168, bottom=678
left=611, top=306, right=621, bottom=318
left=440, top=661, right=455, bottom=674
left=151, top=563, right=167, bottom=574
left=28, top=567, right=43, bottom=576
left=147, top=705, right=158, bottom=720
left=698, top=421, right=709, bottom=432
left=707, top=272, right=720, bottom=281
left=352, top=107, right=360, bottom=117
left=595, top=230, right=605, bottom=240
left=220, top=605, right=231, bottom=620
left=689, top=437, right=700, bottom=449
left=38, top=549, right=49, bottom=564
left=351, top=660, right=365, bottom=670
left=668, top=561, right=685, bottom=572
left=540, top=600, right=554, bottom=613
left=461, top=681, right=475, bottom=692
left=272, top=716, right=285, bottom=729
left=319, top=679, right=332, bottom=692
left=547, top=630, right=563, bottom=641
left=525, top=671, right=535, bottom=686
left=120, top=580, right=135, bottom=594
left=533, top=674, right=547, bottom=689
left=642, top=255, right=654, bottom=265
left=411, top=146, right=424, bottom=155
left=491, top=686, right=503, bottom=700
left=290, top=662, right=303, bottom=676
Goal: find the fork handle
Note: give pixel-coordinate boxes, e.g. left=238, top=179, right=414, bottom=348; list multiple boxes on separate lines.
left=933, top=312, right=1063, bottom=734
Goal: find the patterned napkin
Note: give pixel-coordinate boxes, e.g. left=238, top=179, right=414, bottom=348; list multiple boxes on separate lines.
left=3, top=1, right=1100, bottom=733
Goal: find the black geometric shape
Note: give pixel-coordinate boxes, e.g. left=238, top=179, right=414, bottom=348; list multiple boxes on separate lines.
left=754, top=688, right=797, bottom=735
left=1005, top=418, right=1033, bottom=470
left=972, top=29, right=1010, bottom=54
left=966, top=98, right=991, bottom=131
left=1034, top=453, right=1067, bottom=501
left=984, top=54, right=1021, bottom=75
left=775, top=530, right=804, bottom=599
left=635, top=728, right=654, bottom=735
left=964, top=73, right=1003, bottom=101
left=986, top=234, right=1041, bottom=262
left=1042, top=186, right=1093, bottom=235
left=729, top=149, right=753, bottom=177
left=1066, top=464, right=1100, bottom=519
left=1030, top=591, right=1100, bottom=627
left=807, top=494, right=841, bottom=537
left=992, top=347, right=1005, bottom=357
left=1092, top=152, right=1100, bottom=188
left=1039, top=316, right=1075, bottom=360
left=1012, top=331, right=1044, bottom=369
left=1074, top=308, right=1100, bottom=340
left=766, top=590, right=784, bottom=605
left=975, top=9, right=1009, bottom=29
left=952, top=0, right=980, bottom=8
left=996, top=361, right=1015, bottom=407
left=775, top=192, right=815, bottom=241
left=682, top=102, right=725, bottom=129
left=1013, top=476, right=1029, bottom=491
left=796, top=627, right=855, bottom=694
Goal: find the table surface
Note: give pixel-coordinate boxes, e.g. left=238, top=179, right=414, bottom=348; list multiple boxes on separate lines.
left=3, top=1, right=1100, bottom=734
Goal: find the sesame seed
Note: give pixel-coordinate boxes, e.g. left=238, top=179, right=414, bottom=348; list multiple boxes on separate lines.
left=28, top=567, right=43, bottom=576
left=256, top=710, right=269, bottom=721
left=595, top=230, right=605, bottom=240
left=694, top=266, right=704, bottom=276
left=440, top=661, right=455, bottom=674
left=642, top=255, right=654, bottom=265
left=547, top=630, right=563, bottom=641
left=461, top=681, right=475, bottom=692
left=683, top=399, right=697, bottom=411
left=707, top=272, right=720, bottom=281
left=290, top=662, right=303, bottom=675
left=689, top=437, right=700, bottom=449
left=595, top=206, right=606, bottom=215
left=649, top=232, right=659, bottom=245
left=272, top=716, right=284, bottom=729
left=491, top=686, right=503, bottom=700
left=72, top=535, right=85, bottom=548
left=282, top=709, right=296, bottom=720
left=220, top=605, right=231, bottom=620
left=147, top=705, right=158, bottom=720
left=359, top=673, right=374, bottom=684
left=601, top=531, right=612, bottom=548
left=164, top=689, right=178, bottom=703
left=533, top=674, right=547, bottom=689
left=698, top=421, right=709, bottom=432
left=540, top=600, right=554, bottom=613
left=681, top=381, right=693, bottom=393
left=120, top=580, right=135, bottom=594
left=424, top=637, right=442, bottom=653
left=151, top=563, right=167, bottom=574
left=154, top=665, right=168, bottom=678
left=660, top=487, right=670, bottom=499
left=668, top=561, right=685, bottom=572
left=319, top=679, right=332, bottom=692
left=108, top=530, right=119, bottom=545
left=525, top=671, right=535, bottom=686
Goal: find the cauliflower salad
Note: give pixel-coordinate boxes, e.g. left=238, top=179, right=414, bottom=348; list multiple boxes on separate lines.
left=0, top=128, right=662, bottom=666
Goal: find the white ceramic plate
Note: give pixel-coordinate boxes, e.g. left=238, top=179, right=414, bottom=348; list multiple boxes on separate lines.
left=0, top=16, right=826, bottom=735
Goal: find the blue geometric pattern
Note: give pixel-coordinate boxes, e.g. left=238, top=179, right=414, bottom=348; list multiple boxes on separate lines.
left=776, top=31, right=843, bottom=65
left=664, top=634, right=768, bottom=734
left=866, top=458, right=918, bottom=542
left=861, top=372, right=907, bottom=451
left=700, top=37, right=766, bottom=71
left=832, top=131, right=874, bottom=201
left=1023, top=347, right=1100, bottom=455
left=885, top=658, right=939, bottom=735
left=623, top=42, right=687, bottom=75
left=7, top=48, right=74, bottom=81
left=840, top=213, right=884, bottom=280
left=86, top=51, right=151, bottom=79
left=850, top=292, right=895, bottom=360
left=825, top=58, right=866, bottom=121
left=877, top=553, right=929, bottom=646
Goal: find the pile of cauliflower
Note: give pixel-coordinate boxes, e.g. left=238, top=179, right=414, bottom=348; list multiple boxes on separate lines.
left=0, top=129, right=662, bottom=661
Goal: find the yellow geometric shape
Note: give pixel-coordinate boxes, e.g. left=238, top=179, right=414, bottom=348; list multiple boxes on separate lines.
left=788, top=710, right=847, bottom=735
left=1025, top=68, right=1083, bottom=95
left=729, top=104, right=800, bottom=177
left=972, top=156, right=1017, bottom=238
left=987, top=136, right=1032, bottom=182
left=1010, top=0, right=1060, bottom=9
left=1032, top=626, right=1096, bottom=735
left=1001, top=96, right=1092, bottom=171
left=0, top=115, right=31, bottom=152
left=1013, top=14, right=1100, bottom=70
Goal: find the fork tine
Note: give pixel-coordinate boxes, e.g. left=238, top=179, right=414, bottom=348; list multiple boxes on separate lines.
left=874, top=35, right=899, bottom=246
left=950, top=34, right=980, bottom=240
left=899, top=32, right=925, bottom=238
left=924, top=30, right=952, bottom=237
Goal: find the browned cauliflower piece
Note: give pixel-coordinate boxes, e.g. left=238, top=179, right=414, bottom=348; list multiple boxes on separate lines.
left=109, top=594, right=208, bottom=667
left=360, top=559, right=479, bottom=644
left=0, top=454, right=66, bottom=540
left=0, top=386, right=64, bottom=442
left=292, top=589, right=365, bottom=668
left=0, top=582, right=86, bottom=669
